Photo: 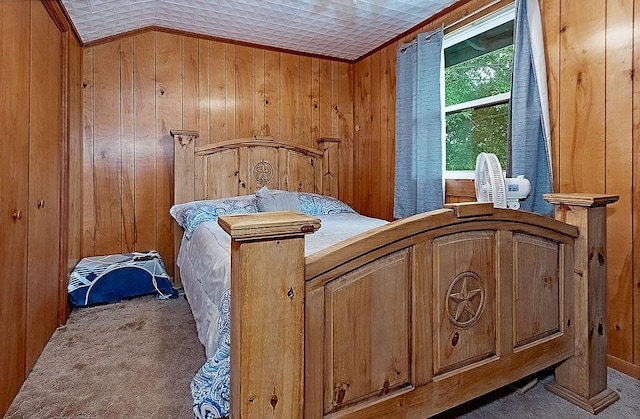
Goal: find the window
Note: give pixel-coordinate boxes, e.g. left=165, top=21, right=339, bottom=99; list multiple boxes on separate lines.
left=443, top=5, right=515, bottom=178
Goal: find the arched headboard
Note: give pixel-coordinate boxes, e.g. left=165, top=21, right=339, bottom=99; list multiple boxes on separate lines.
left=170, top=131, right=341, bottom=205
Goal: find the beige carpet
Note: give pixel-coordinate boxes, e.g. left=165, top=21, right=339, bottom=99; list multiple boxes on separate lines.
left=6, top=294, right=640, bottom=418
left=6, top=295, right=206, bottom=418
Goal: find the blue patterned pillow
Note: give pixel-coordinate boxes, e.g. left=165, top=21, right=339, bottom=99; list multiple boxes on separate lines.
left=170, top=195, right=258, bottom=239
left=298, top=193, right=355, bottom=215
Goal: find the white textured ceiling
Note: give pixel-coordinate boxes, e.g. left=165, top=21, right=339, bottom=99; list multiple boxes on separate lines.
left=61, top=0, right=460, bottom=61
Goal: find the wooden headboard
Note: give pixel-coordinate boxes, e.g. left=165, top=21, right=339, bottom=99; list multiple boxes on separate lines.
left=169, top=130, right=341, bottom=284
left=171, top=130, right=341, bottom=204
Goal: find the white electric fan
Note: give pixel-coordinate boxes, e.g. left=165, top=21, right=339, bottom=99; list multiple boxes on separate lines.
left=474, top=152, right=531, bottom=209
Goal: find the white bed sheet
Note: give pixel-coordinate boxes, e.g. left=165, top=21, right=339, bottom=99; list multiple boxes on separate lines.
left=177, top=212, right=388, bottom=357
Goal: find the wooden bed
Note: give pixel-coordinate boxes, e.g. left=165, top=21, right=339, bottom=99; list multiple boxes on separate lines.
left=171, top=130, right=619, bottom=418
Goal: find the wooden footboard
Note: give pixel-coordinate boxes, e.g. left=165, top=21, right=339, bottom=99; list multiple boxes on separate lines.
left=218, top=194, right=619, bottom=418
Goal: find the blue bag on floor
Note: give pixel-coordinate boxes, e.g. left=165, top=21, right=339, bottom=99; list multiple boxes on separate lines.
left=68, top=251, right=178, bottom=307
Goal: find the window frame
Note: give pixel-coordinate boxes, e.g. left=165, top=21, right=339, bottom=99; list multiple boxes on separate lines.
left=442, top=4, right=515, bottom=179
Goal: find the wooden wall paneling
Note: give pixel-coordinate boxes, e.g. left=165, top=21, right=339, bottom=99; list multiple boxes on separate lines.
left=604, top=0, right=634, bottom=364
left=386, top=41, right=397, bottom=220
left=280, top=53, right=300, bottom=142
left=634, top=0, right=640, bottom=369
left=82, top=47, right=96, bottom=256
left=64, top=31, right=82, bottom=326
left=311, top=58, right=321, bottom=142
left=210, top=41, right=228, bottom=142
left=337, top=61, right=354, bottom=207
left=66, top=34, right=83, bottom=317
left=539, top=0, right=561, bottom=192
left=235, top=45, right=255, bottom=138
left=254, top=49, right=266, bottom=136
left=558, top=0, right=606, bottom=193
left=0, top=0, right=30, bottom=412
left=26, top=0, right=63, bottom=372
left=133, top=32, right=158, bottom=253
left=356, top=56, right=372, bottom=215
left=197, top=39, right=210, bottom=146
left=378, top=47, right=390, bottom=221
left=156, top=32, right=182, bottom=277
left=319, top=59, right=333, bottom=138
left=226, top=43, right=237, bottom=139
left=58, top=28, right=69, bottom=327
left=183, top=36, right=199, bottom=131
left=352, top=60, right=362, bottom=211
left=299, top=56, right=314, bottom=148
left=370, top=51, right=382, bottom=218
left=264, top=50, right=280, bottom=137
left=331, top=61, right=340, bottom=138
left=93, top=41, right=123, bottom=255
left=121, top=37, right=135, bottom=252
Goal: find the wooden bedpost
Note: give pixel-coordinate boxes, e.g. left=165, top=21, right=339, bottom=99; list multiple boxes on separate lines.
left=218, top=211, right=320, bottom=419
left=543, top=193, right=620, bottom=414
left=170, top=130, right=199, bottom=287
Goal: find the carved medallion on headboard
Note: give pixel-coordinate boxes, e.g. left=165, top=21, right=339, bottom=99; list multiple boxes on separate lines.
left=253, top=160, right=274, bottom=185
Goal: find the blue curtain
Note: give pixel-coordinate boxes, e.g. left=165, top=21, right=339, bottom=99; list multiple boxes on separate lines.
left=510, top=0, right=554, bottom=215
left=394, top=27, right=444, bottom=219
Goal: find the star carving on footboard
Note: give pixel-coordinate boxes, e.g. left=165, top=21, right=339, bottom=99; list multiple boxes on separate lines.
left=446, top=271, right=486, bottom=329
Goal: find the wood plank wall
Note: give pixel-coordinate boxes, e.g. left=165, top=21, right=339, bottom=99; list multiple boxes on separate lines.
left=82, top=33, right=354, bottom=276
left=352, top=0, right=640, bottom=377
left=543, top=0, right=639, bottom=378
left=66, top=33, right=83, bottom=320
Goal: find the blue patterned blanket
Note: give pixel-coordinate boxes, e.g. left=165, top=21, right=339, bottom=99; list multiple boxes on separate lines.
left=192, top=290, right=231, bottom=418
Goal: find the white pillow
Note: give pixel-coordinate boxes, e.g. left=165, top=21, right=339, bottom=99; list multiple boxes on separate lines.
left=255, top=186, right=302, bottom=213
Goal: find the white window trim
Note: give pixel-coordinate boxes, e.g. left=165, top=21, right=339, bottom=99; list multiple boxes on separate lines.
left=445, top=170, right=477, bottom=179
left=443, top=3, right=515, bottom=180
left=445, top=91, right=511, bottom=114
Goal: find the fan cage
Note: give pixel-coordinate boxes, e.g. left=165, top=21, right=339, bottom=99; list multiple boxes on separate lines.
left=474, top=153, right=507, bottom=208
